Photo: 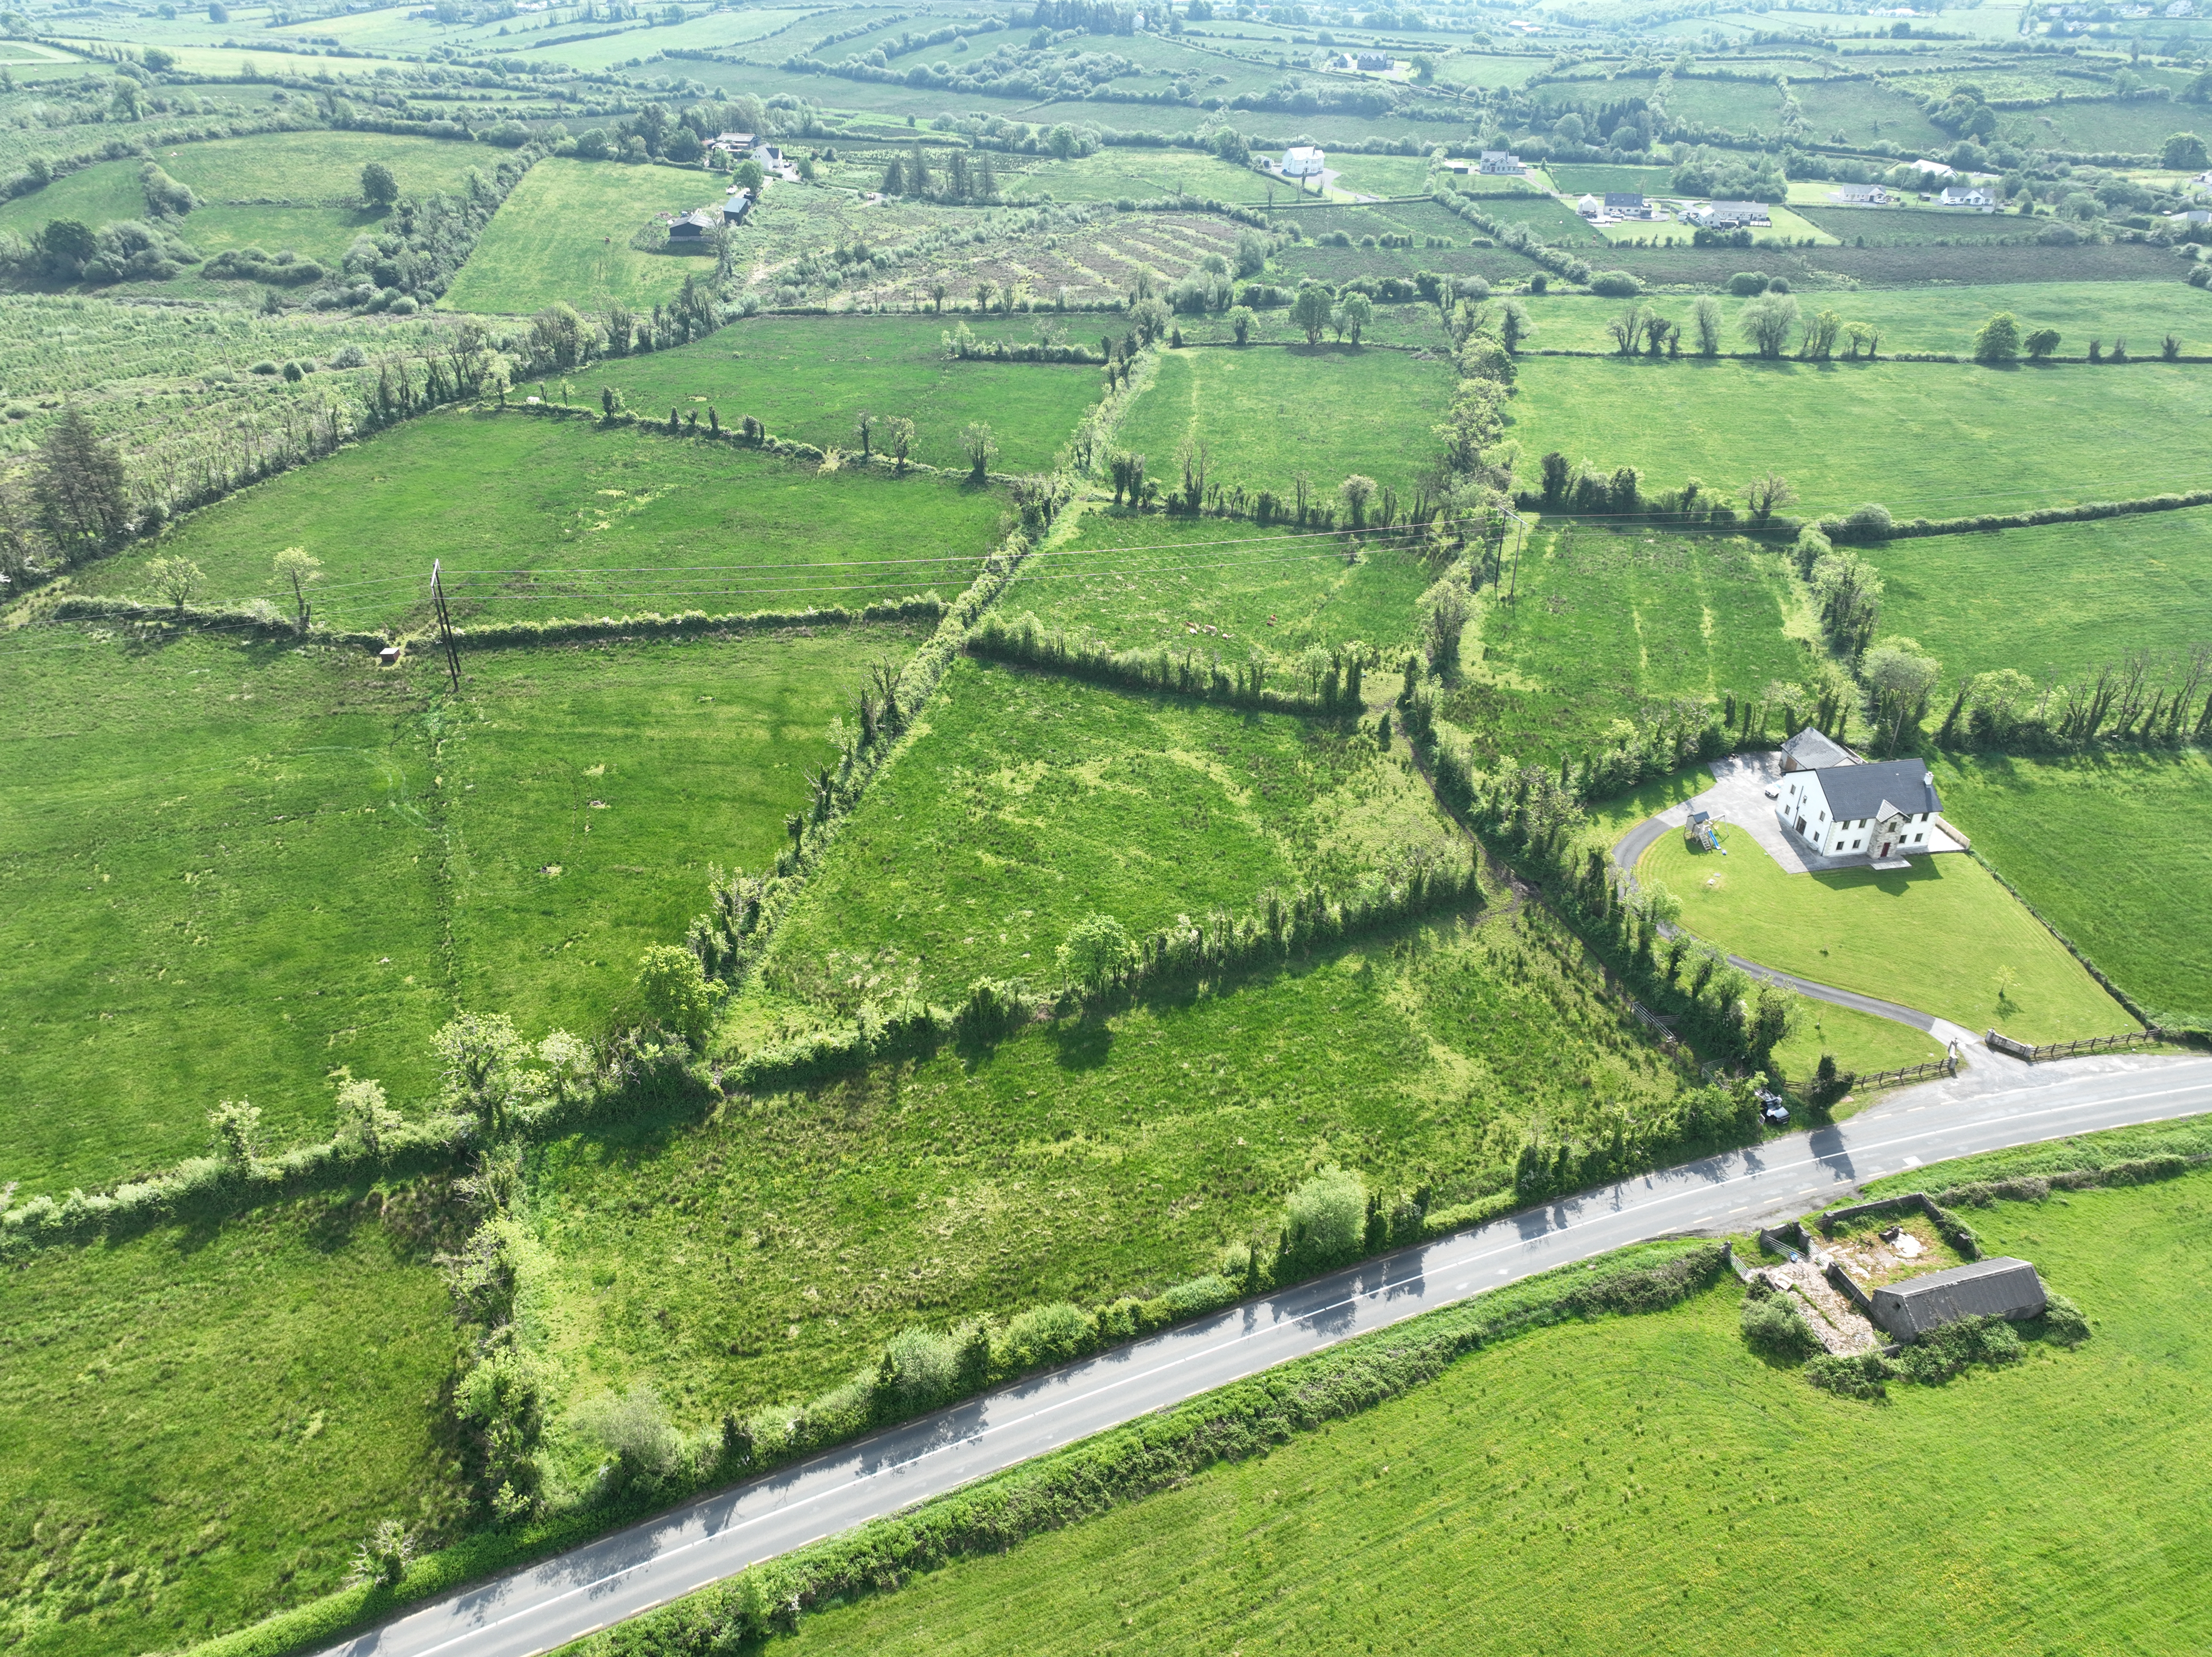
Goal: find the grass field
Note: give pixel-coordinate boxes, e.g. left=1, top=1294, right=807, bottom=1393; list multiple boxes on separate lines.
left=1547, top=163, right=1678, bottom=196
left=81, top=409, right=1009, bottom=630
left=742, top=657, right=1461, bottom=1015
left=584, top=313, right=1104, bottom=474
left=441, top=626, right=927, bottom=1041
left=0, top=619, right=905, bottom=1197
left=1929, top=748, right=2212, bottom=1029
left=1641, top=823, right=2136, bottom=1042
left=1438, top=527, right=1813, bottom=767
left=1323, top=152, right=1438, bottom=198
left=442, top=158, right=723, bottom=315
left=998, top=508, right=1435, bottom=657
left=1868, top=503, right=2212, bottom=684
left=790, top=1165, right=2212, bottom=1655
left=999, top=149, right=1280, bottom=204
left=0, top=1192, right=463, bottom=1657
left=0, top=627, right=446, bottom=1193
left=1511, top=281, right=2212, bottom=359
left=1117, top=346, right=1452, bottom=501
left=530, top=901, right=1698, bottom=1426
left=151, top=132, right=488, bottom=205
left=1507, top=357, right=2212, bottom=518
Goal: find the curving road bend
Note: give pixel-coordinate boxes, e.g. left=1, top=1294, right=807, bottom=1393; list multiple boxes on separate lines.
left=321, top=1055, right=2212, bottom=1657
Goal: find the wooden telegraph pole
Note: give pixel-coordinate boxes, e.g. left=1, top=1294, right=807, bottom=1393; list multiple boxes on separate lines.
left=429, top=558, right=462, bottom=692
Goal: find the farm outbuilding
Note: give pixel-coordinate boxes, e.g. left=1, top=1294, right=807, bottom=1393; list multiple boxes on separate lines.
left=1869, top=1257, right=2047, bottom=1341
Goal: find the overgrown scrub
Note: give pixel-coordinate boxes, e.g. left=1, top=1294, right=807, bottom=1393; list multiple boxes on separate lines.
left=967, top=609, right=1372, bottom=713
left=1739, top=1278, right=1823, bottom=1364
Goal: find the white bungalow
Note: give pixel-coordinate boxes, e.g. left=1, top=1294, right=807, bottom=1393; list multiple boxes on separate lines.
left=1938, top=184, right=1995, bottom=210
left=1282, top=145, right=1326, bottom=179
left=1777, top=751, right=1943, bottom=862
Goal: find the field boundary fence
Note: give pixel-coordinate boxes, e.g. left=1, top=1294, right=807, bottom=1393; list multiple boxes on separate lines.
left=1986, top=1026, right=2175, bottom=1063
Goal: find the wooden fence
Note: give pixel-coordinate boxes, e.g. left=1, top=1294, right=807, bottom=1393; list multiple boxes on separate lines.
left=1987, top=1027, right=2170, bottom=1063
left=1841, top=1054, right=1959, bottom=1092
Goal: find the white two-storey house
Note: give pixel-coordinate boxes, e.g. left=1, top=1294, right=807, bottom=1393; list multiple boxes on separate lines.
left=1777, top=751, right=1943, bottom=862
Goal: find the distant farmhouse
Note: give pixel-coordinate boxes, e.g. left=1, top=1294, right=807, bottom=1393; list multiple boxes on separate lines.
left=1605, top=191, right=1655, bottom=219
left=1871, top=1258, right=2047, bottom=1341
left=1830, top=182, right=1889, bottom=205
left=1281, top=144, right=1326, bottom=180
left=1680, top=199, right=1770, bottom=228
left=1478, top=149, right=1526, bottom=174
left=1939, top=183, right=1996, bottom=210
left=1329, top=50, right=1395, bottom=70
left=1775, top=731, right=1942, bottom=862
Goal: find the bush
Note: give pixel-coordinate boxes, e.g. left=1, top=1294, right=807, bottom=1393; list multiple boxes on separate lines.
left=2034, top=1292, right=2091, bottom=1347
left=1280, top=1165, right=1366, bottom=1272
left=1588, top=268, right=1640, bottom=297
left=1728, top=271, right=1771, bottom=295
left=1894, top=1314, right=2022, bottom=1383
left=995, top=1302, right=1094, bottom=1373
left=1804, top=1351, right=1889, bottom=1400
left=637, top=944, right=726, bottom=1045
left=579, top=1385, right=684, bottom=1495
left=1739, top=1284, right=1822, bottom=1363
left=874, top=1325, right=962, bottom=1414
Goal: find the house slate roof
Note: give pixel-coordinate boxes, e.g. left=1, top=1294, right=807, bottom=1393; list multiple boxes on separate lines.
left=1870, top=1257, right=2047, bottom=1339
left=1780, top=727, right=1852, bottom=769
left=1604, top=191, right=1644, bottom=207
left=1815, top=758, right=1941, bottom=821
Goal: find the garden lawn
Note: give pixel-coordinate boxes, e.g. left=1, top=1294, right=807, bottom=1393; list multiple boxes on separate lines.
left=1116, top=345, right=1452, bottom=502
left=1580, top=773, right=1951, bottom=1079
left=442, top=158, right=724, bottom=315
left=1928, top=748, right=2212, bottom=1029
left=441, top=625, right=926, bottom=1040
left=1868, top=504, right=2212, bottom=685
left=997, top=507, right=1434, bottom=656
left=788, top=1166, right=2212, bottom=1656
left=585, top=313, right=1104, bottom=474
left=1641, top=825, right=2136, bottom=1042
left=81, top=408, right=1008, bottom=631
left=1507, top=357, right=2212, bottom=519
left=0, top=1193, right=463, bottom=1657
left=527, top=902, right=1698, bottom=1431
left=742, top=657, right=1463, bottom=1014
left=0, top=627, right=445, bottom=1195
left=1438, top=527, right=1813, bottom=767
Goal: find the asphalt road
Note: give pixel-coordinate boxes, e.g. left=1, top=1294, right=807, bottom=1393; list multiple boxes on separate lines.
left=324, top=1056, right=2212, bottom=1657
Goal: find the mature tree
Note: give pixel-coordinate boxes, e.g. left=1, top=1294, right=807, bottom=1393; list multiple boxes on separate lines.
left=1739, top=292, right=1799, bottom=359
left=360, top=160, right=398, bottom=208
left=1419, top=566, right=1473, bottom=673
left=140, top=161, right=196, bottom=217
left=853, top=410, right=874, bottom=458
left=2162, top=130, right=2209, bottom=170
left=1047, top=122, right=1079, bottom=161
left=1057, top=912, right=1133, bottom=991
left=1972, top=310, right=2022, bottom=364
left=1226, top=303, right=1255, bottom=344
left=1863, top=637, right=1942, bottom=751
left=974, top=278, right=995, bottom=313
left=907, top=142, right=933, bottom=194
left=1744, top=472, right=1795, bottom=527
left=879, top=153, right=904, bottom=195
left=959, top=420, right=997, bottom=483
left=273, top=545, right=321, bottom=630
left=2024, top=326, right=2061, bottom=360
left=882, top=415, right=916, bottom=472
left=1338, top=289, right=1373, bottom=345
left=144, top=554, right=203, bottom=614
left=1339, top=473, right=1377, bottom=528
left=1128, top=295, right=1170, bottom=343
left=1499, top=298, right=1533, bottom=354
left=1641, top=310, right=1675, bottom=356
left=733, top=158, right=764, bottom=193
left=1289, top=280, right=1333, bottom=345
left=1605, top=301, right=1646, bottom=357
left=34, top=403, right=128, bottom=554
left=1798, top=308, right=1842, bottom=361
left=636, top=945, right=726, bottom=1047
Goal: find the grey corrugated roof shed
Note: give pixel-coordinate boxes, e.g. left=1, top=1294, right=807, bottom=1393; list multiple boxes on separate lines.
left=1870, top=1257, right=2046, bottom=1340
left=1819, top=759, right=1942, bottom=822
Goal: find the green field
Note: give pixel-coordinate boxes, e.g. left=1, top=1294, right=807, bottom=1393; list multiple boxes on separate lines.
left=442, top=158, right=724, bottom=315
left=440, top=627, right=926, bottom=1041
left=789, top=1165, right=2212, bottom=1655
left=530, top=900, right=1699, bottom=1425
left=1439, top=527, right=1814, bottom=767
left=1869, top=503, right=2212, bottom=684
left=1930, top=748, right=2212, bottom=1028
left=998, top=508, right=1435, bottom=656
left=1642, top=823, right=2136, bottom=1042
left=1000, top=149, right=1280, bottom=204
left=0, top=628, right=446, bottom=1192
left=0, top=1193, right=462, bottom=1657
left=151, top=132, right=489, bottom=205
left=1323, top=152, right=1438, bottom=199
left=585, top=313, right=1104, bottom=474
left=742, top=657, right=1459, bottom=1016
left=0, top=620, right=899, bottom=1197
left=82, top=409, right=1008, bottom=630
left=1118, top=346, right=1452, bottom=502
left=1507, top=357, right=2212, bottom=519
left=1511, top=281, right=2212, bottom=358
left=1547, top=164, right=1678, bottom=196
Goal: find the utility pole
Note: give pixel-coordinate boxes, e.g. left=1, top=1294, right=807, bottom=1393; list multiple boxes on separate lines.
left=429, top=558, right=461, bottom=692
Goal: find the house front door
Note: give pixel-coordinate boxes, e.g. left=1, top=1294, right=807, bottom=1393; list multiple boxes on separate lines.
left=1879, top=839, right=1893, bottom=858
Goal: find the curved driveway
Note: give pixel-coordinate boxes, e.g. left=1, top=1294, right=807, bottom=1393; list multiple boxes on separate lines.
left=320, top=1055, right=2212, bottom=1657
